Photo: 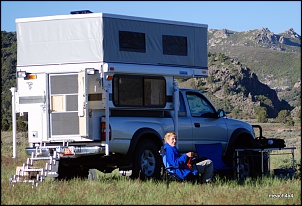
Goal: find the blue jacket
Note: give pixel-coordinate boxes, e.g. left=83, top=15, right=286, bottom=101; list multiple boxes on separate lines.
left=163, top=143, right=197, bottom=179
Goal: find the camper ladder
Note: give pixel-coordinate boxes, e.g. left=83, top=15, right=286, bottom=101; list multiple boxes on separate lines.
left=9, top=148, right=60, bottom=188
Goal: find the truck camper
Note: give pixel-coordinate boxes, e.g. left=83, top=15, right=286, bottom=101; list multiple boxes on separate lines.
left=10, top=11, right=266, bottom=186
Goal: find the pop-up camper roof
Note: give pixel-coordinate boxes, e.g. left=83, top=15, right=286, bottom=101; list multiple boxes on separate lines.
left=16, top=12, right=208, bottom=69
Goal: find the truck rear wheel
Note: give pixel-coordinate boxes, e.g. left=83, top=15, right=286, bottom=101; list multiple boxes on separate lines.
left=131, top=139, right=161, bottom=180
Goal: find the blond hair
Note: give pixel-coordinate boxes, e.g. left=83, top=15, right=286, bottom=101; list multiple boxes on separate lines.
left=164, top=132, right=177, bottom=143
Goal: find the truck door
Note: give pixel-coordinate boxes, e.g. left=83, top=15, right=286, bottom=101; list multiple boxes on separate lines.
left=177, top=92, right=194, bottom=152
left=185, top=91, right=228, bottom=145
left=49, top=72, right=89, bottom=139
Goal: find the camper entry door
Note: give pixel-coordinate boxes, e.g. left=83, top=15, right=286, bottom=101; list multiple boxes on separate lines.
left=49, top=72, right=89, bottom=140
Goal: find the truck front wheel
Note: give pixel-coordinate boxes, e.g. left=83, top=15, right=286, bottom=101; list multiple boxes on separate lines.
left=131, top=139, right=161, bottom=180
left=236, top=150, right=254, bottom=179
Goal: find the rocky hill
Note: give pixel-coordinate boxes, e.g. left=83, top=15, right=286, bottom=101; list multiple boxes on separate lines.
left=206, top=27, right=301, bottom=114
left=208, top=28, right=300, bottom=52
left=178, top=53, right=294, bottom=119
left=208, top=28, right=300, bottom=87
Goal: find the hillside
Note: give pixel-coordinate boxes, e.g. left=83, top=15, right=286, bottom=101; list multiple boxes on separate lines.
left=207, top=27, right=301, bottom=109
left=178, top=53, right=293, bottom=119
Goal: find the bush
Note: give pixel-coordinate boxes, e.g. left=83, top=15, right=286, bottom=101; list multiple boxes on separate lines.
left=255, top=106, right=268, bottom=123
left=1, top=119, right=10, bottom=131
left=277, top=110, right=294, bottom=126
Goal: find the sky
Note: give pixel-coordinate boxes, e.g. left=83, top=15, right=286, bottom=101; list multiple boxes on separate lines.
left=1, top=1, right=301, bottom=35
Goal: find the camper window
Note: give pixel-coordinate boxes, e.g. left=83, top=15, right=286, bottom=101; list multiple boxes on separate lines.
left=119, top=31, right=146, bottom=53
left=113, top=75, right=166, bottom=107
left=162, top=35, right=188, bottom=56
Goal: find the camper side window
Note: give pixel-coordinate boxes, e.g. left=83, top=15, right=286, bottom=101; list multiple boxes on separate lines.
left=119, top=31, right=146, bottom=53
left=113, top=75, right=166, bottom=107
left=162, top=35, right=188, bottom=56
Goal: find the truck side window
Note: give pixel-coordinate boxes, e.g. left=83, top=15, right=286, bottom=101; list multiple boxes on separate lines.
left=186, top=92, right=215, bottom=117
left=113, top=75, right=166, bottom=107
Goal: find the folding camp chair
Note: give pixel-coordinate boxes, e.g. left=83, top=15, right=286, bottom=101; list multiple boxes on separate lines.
left=195, top=143, right=236, bottom=176
left=159, top=147, right=199, bottom=188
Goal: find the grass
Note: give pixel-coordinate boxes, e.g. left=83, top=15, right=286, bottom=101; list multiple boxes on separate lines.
left=1, top=173, right=301, bottom=205
left=1, top=124, right=301, bottom=205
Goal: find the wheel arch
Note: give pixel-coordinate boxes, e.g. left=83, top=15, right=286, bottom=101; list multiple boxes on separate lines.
left=127, top=128, right=163, bottom=157
left=224, top=128, right=254, bottom=164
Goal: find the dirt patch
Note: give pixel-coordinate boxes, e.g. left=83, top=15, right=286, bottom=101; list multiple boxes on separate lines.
left=1, top=154, right=25, bottom=168
left=1, top=155, right=12, bottom=167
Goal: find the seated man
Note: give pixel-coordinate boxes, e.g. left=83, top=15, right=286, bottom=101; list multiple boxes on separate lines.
left=163, top=132, right=213, bottom=183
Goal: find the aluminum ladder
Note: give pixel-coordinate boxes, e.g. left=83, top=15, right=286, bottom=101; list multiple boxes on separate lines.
left=9, top=148, right=60, bottom=188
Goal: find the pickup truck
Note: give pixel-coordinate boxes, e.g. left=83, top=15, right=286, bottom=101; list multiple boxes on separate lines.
left=96, top=87, right=263, bottom=180
left=51, top=85, right=264, bottom=181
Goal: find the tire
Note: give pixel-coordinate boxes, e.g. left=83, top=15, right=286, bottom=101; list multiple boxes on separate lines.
left=236, top=150, right=255, bottom=180
left=253, top=151, right=269, bottom=177
left=222, top=150, right=252, bottom=180
left=131, top=139, right=162, bottom=180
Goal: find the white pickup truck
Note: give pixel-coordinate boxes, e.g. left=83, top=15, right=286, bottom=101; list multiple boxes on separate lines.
left=9, top=11, right=267, bottom=185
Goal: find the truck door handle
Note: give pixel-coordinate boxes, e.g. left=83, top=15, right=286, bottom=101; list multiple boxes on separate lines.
left=194, top=123, right=200, bottom=127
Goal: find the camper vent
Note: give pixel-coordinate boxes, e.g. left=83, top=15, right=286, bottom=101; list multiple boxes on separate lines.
left=70, top=10, right=93, bottom=14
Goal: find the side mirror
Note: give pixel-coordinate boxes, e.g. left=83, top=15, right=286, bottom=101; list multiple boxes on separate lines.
left=217, top=109, right=226, bottom=118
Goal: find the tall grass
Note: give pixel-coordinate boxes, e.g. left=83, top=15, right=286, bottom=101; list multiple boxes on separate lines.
left=1, top=126, right=301, bottom=205
left=1, top=173, right=301, bottom=205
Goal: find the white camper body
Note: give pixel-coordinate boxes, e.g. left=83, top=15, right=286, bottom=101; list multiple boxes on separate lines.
left=14, top=12, right=208, bottom=146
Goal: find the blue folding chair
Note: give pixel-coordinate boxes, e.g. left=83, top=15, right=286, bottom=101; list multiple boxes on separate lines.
left=160, top=147, right=198, bottom=188
left=195, top=143, right=236, bottom=174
